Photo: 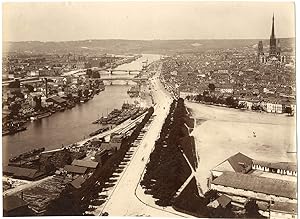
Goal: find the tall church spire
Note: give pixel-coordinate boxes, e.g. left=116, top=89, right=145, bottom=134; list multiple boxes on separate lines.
left=269, top=13, right=277, bottom=56
left=271, top=13, right=275, bottom=38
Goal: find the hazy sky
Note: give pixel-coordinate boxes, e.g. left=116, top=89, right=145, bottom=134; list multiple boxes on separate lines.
left=3, top=1, right=295, bottom=42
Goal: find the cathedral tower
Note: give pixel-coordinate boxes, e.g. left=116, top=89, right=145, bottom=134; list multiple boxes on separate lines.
left=269, top=14, right=277, bottom=56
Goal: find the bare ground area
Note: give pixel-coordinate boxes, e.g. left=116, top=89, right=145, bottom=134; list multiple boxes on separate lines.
left=186, top=102, right=296, bottom=193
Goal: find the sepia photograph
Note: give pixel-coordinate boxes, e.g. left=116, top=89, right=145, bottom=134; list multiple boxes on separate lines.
left=2, top=1, right=297, bottom=218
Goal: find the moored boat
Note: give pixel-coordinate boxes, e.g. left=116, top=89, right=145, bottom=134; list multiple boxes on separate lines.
left=30, top=112, right=52, bottom=121
left=9, top=147, right=45, bottom=163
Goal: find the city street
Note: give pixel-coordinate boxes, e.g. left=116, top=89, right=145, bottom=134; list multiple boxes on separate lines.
left=100, top=68, right=190, bottom=217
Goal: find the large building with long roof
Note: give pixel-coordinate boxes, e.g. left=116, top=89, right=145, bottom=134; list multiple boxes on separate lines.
left=208, top=152, right=297, bottom=219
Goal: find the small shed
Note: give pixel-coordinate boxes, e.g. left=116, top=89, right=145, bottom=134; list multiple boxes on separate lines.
left=207, top=194, right=232, bottom=209
left=3, top=196, right=31, bottom=216
left=3, top=166, right=44, bottom=181
left=95, top=149, right=110, bottom=166
left=110, top=142, right=122, bottom=151
left=71, top=159, right=99, bottom=169
left=64, top=165, right=87, bottom=175
left=70, top=176, right=86, bottom=189
left=46, top=96, right=67, bottom=105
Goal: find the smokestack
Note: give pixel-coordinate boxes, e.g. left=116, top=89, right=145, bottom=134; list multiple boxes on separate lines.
left=44, top=78, right=48, bottom=98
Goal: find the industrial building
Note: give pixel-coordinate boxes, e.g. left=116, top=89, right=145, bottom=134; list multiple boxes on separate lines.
left=208, top=152, right=297, bottom=219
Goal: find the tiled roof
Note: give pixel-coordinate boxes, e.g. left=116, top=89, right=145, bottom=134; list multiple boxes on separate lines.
left=101, top=142, right=110, bottom=150
left=3, top=166, right=39, bottom=179
left=110, top=142, right=122, bottom=149
left=227, top=152, right=253, bottom=173
left=64, top=165, right=87, bottom=174
left=70, top=176, right=86, bottom=189
left=47, top=96, right=66, bottom=104
left=3, top=196, right=28, bottom=212
left=212, top=172, right=296, bottom=199
left=258, top=202, right=297, bottom=214
left=216, top=194, right=232, bottom=208
left=72, top=159, right=98, bottom=169
left=213, top=152, right=253, bottom=173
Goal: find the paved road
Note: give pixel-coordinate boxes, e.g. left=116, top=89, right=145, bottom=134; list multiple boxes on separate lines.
left=101, top=66, right=192, bottom=217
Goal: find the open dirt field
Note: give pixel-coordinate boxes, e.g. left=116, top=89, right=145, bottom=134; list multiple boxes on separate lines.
left=186, top=102, right=296, bottom=192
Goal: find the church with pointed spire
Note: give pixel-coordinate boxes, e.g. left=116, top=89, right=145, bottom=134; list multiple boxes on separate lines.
left=269, top=14, right=277, bottom=56
left=257, top=14, right=285, bottom=64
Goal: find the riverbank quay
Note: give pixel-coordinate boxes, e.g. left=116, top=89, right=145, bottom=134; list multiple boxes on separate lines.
left=4, top=102, right=149, bottom=172
left=2, top=54, right=145, bottom=137
left=2, top=54, right=162, bottom=216
left=2, top=78, right=106, bottom=137
left=3, top=54, right=159, bottom=161
left=98, top=66, right=186, bottom=217
left=2, top=107, right=155, bottom=216
left=2, top=98, right=153, bottom=216
left=92, top=102, right=147, bottom=126
left=49, top=108, right=155, bottom=216
left=3, top=86, right=140, bottom=164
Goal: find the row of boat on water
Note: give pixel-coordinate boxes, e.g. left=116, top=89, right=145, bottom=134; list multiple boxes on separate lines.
left=8, top=147, right=45, bottom=163
left=30, top=100, right=80, bottom=121
left=127, top=85, right=140, bottom=98
left=3, top=87, right=106, bottom=136
left=89, top=127, right=110, bottom=137
left=30, top=112, right=52, bottom=121
left=92, top=104, right=148, bottom=125
left=2, top=125, right=27, bottom=136
left=2, top=119, right=28, bottom=136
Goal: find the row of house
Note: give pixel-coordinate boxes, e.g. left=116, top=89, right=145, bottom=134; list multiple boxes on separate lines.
left=62, top=133, right=125, bottom=190
left=3, top=134, right=125, bottom=216
left=180, top=89, right=295, bottom=114
left=238, top=98, right=296, bottom=113
left=62, top=159, right=99, bottom=189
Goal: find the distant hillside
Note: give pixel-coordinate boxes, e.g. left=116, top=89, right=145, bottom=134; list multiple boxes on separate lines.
left=3, top=38, right=295, bottom=55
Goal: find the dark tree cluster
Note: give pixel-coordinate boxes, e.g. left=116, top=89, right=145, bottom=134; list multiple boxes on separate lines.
left=141, top=98, right=197, bottom=207
left=86, top=69, right=101, bottom=78
left=245, top=199, right=265, bottom=218
left=187, top=92, right=239, bottom=109
left=173, top=177, right=208, bottom=217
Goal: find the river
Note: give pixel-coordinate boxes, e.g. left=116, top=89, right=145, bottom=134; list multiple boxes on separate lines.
left=2, top=54, right=161, bottom=164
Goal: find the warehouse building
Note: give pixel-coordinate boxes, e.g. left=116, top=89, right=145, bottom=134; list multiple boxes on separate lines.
left=258, top=201, right=297, bottom=219
left=208, top=152, right=297, bottom=219
left=210, top=171, right=296, bottom=204
left=3, top=195, right=33, bottom=217
left=3, top=166, right=44, bottom=181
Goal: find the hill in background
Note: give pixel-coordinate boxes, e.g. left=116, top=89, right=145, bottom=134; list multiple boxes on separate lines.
left=3, top=38, right=295, bottom=56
